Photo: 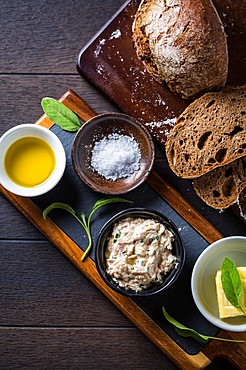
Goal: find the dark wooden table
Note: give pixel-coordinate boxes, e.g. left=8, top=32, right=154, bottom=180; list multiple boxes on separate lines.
left=0, top=1, right=245, bottom=369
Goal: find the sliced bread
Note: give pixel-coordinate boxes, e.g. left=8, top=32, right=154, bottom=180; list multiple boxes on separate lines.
left=165, top=86, right=246, bottom=178
left=193, top=157, right=246, bottom=209
left=132, top=0, right=228, bottom=100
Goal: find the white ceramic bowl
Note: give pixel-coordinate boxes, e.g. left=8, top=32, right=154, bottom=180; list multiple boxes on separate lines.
left=191, top=236, right=246, bottom=332
left=0, top=124, right=66, bottom=197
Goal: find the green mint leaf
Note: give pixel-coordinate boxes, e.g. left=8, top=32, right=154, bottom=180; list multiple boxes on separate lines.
left=80, top=212, right=87, bottom=227
left=43, top=197, right=132, bottom=262
left=43, top=202, right=86, bottom=233
left=43, top=202, right=77, bottom=219
left=41, top=97, right=81, bottom=132
left=162, top=307, right=208, bottom=342
left=162, top=307, right=245, bottom=343
left=221, top=257, right=246, bottom=316
left=174, top=327, right=208, bottom=342
left=90, top=197, right=133, bottom=217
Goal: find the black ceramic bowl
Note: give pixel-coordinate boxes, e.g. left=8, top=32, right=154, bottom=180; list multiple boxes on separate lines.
left=95, top=208, right=185, bottom=297
left=71, top=113, right=155, bottom=195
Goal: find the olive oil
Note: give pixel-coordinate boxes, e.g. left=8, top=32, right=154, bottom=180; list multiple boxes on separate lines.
left=4, top=136, right=56, bottom=187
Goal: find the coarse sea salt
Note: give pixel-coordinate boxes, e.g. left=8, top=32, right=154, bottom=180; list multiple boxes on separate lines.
left=91, top=133, right=141, bottom=181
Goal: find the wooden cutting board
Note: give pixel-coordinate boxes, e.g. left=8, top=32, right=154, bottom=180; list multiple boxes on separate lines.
left=77, top=0, right=246, bottom=224
left=1, top=90, right=245, bottom=370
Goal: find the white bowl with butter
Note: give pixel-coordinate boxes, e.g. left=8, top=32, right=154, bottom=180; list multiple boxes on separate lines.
left=0, top=124, right=66, bottom=197
left=191, top=236, right=246, bottom=332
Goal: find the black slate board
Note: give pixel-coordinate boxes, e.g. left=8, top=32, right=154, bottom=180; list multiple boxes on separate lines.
left=32, top=124, right=217, bottom=356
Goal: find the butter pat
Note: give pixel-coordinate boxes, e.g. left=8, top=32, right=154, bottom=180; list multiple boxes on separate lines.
left=215, top=267, right=246, bottom=319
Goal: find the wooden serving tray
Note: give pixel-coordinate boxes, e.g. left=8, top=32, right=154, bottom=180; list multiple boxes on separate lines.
left=77, top=0, right=246, bottom=224
left=1, top=90, right=245, bottom=370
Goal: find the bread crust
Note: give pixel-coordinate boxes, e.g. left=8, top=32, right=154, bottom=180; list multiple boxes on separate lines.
left=165, top=86, right=246, bottom=178
left=132, top=0, right=228, bottom=100
left=193, top=157, right=246, bottom=209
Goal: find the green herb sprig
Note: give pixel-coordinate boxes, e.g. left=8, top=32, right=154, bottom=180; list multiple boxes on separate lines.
left=43, top=197, right=132, bottom=261
left=221, top=257, right=246, bottom=317
left=162, top=307, right=245, bottom=343
left=41, top=97, right=81, bottom=132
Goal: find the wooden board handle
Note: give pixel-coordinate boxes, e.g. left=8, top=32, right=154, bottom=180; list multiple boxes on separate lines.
left=60, top=90, right=97, bottom=121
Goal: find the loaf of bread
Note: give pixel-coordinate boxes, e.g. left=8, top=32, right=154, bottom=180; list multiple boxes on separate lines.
left=132, top=0, right=228, bottom=100
left=165, top=86, right=246, bottom=178
left=193, top=157, right=246, bottom=209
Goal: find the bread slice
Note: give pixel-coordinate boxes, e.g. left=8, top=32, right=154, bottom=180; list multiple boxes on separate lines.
left=193, top=157, right=246, bottom=209
left=165, top=86, right=246, bottom=178
left=132, top=0, right=228, bottom=100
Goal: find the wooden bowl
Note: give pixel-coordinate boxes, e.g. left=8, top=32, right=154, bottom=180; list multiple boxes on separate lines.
left=71, top=113, right=155, bottom=194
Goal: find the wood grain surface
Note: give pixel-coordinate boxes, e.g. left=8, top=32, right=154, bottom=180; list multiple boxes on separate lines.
left=0, top=1, right=246, bottom=370
left=77, top=0, right=246, bottom=224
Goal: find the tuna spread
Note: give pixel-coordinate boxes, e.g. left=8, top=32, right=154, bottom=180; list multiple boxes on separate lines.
left=105, top=217, right=177, bottom=292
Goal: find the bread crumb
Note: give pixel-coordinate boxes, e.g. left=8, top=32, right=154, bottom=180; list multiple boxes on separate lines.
left=94, top=29, right=121, bottom=58
left=94, top=39, right=106, bottom=57
left=109, top=29, right=121, bottom=40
